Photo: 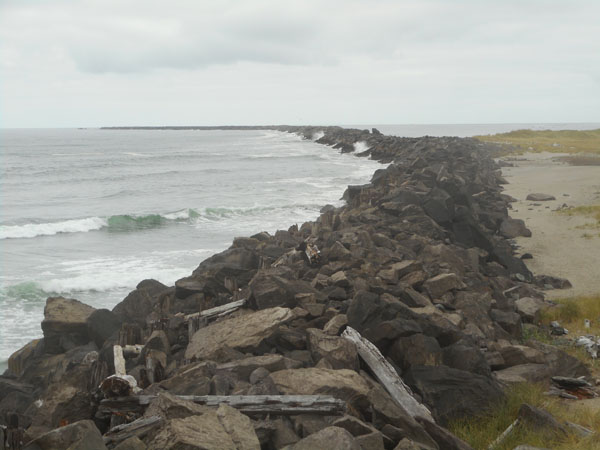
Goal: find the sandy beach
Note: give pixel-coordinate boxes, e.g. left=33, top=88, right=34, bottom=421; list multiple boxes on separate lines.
left=501, top=153, right=600, bottom=298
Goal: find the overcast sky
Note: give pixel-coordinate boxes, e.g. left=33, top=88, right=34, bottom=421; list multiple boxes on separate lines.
left=1, top=0, right=599, bottom=128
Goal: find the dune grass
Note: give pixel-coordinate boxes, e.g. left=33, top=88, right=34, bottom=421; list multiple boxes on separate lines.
left=541, top=295, right=600, bottom=338
left=448, top=382, right=600, bottom=449
left=557, top=205, right=600, bottom=238
left=450, top=295, right=600, bottom=449
left=475, top=128, right=600, bottom=156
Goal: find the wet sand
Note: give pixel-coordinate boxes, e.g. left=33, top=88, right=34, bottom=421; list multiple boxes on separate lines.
left=501, top=153, right=600, bottom=299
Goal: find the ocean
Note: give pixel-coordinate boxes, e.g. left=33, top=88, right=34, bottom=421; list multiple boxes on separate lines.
left=1, top=123, right=598, bottom=369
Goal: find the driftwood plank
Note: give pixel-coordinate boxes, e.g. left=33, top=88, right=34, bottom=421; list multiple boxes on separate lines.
left=113, top=345, right=126, bottom=377
left=184, top=298, right=247, bottom=322
left=103, top=415, right=163, bottom=445
left=342, top=326, right=434, bottom=422
left=99, top=394, right=346, bottom=416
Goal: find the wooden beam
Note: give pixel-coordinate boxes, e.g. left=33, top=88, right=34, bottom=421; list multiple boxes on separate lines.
left=99, top=394, right=346, bottom=416
left=184, top=298, right=246, bottom=322
left=103, top=415, right=163, bottom=446
left=342, top=326, right=434, bottom=422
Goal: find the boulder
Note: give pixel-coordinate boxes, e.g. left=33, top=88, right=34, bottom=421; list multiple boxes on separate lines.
left=442, top=341, right=491, bottom=376
left=497, top=344, right=546, bottom=368
left=489, top=309, right=522, bottom=338
left=159, top=362, right=214, bottom=395
left=23, top=420, right=106, bottom=450
left=389, top=334, right=442, bottom=371
left=515, top=297, right=546, bottom=323
left=518, top=403, right=567, bottom=435
left=148, top=404, right=260, bottom=450
left=494, top=363, right=550, bottom=384
left=184, top=307, right=294, bottom=361
left=526, top=193, right=556, bottom=201
left=42, top=297, right=96, bottom=354
left=7, top=339, right=41, bottom=377
left=113, top=437, right=147, bottom=450
left=288, top=426, right=361, bottom=450
left=307, top=328, right=359, bottom=370
left=499, top=218, right=532, bottom=238
left=323, top=314, right=348, bottom=335
left=404, top=365, right=503, bottom=424
left=112, top=286, right=156, bottom=326
left=144, top=392, right=210, bottom=420
left=86, top=309, right=122, bottom=348
left=327, top=241, right=352, bottom=260
left=423, top=274, right=466, bottom=299
left=216, top=354, right=302, bottom=381
left=249, top=270, right=321, bottom=310
left=270, top=368, right=370, bottom=407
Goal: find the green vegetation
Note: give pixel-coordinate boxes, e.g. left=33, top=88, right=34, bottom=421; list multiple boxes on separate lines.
left=557, top=205, right=600, bottom=237
left=475, top=128, right=600, bottom=157
left=449, top=383, right=600, bottom=449
left=451, top=295, right=600, bottom=449
left=541, top=295, right=600, bottom=338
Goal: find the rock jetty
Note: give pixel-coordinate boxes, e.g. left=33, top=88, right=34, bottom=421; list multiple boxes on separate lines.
left=1, top=127, right=586, bottom=449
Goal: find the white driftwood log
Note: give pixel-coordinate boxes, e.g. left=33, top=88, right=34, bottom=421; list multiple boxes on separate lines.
left=487, top=418, right=519, bottom=450
left=99, top=394, right=346, bottom=416
left=113, top=345, right=126, bottom=377
left=342, top=326, right=434, bottom=422
left=184, top=298, right=247, bottom=322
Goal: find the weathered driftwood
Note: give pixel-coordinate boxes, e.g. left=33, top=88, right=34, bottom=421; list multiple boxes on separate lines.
left=185, top=299, right=247, bottom=340
left=122, top=344, right=144, bottom=358
left=99, top=394, right=346, bottom=416
left=113, top=345, right=126, bottom=377
left=487, top=418, right=519, bottom=450
left=184, top=299, right=246, bottom=322
left=103, top=415, right=163, bottom=445
left=342, top=326, right=434, bottom=422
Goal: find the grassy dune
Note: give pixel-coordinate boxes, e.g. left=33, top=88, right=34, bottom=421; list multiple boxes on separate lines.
left=558, top=205, right=600, bottom=238
left=475, top=128, right=600, bottom=156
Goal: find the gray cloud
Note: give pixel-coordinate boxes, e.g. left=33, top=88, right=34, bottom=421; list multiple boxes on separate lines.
left=1, top=0, right=599, bottom=127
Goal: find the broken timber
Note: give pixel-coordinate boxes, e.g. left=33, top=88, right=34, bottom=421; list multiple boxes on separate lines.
left=184, top=298, right=247, bottom=322
left=342, top=326, right=434, bottom=422
left=103, top=415, right=163, bottom=446
left=98, top=394, right=346, bottom=417
left=184, top=299, right=247, bottom=340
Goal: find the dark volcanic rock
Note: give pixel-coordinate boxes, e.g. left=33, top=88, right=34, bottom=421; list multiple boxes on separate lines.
left=405, top=365, right=504, bottom=424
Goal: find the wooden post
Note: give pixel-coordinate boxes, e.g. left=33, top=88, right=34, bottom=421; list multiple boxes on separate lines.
left=113, top=345, right=126, bottom=377
left=342, top=326, right=434, bottom=422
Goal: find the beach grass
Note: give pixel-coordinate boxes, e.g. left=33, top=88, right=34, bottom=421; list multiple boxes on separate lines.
left=474, top=128, right=600, bottom=157
left=448, top=382, right=600, bottom=450
left=557, top=205, right=600, bottom=237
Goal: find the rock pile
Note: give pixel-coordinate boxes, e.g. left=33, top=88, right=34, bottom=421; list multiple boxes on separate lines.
left=0, top=127, right=589, bottom=449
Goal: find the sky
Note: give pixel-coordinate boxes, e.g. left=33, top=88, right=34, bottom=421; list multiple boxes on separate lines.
left=0, top=0, right=599, bottom=128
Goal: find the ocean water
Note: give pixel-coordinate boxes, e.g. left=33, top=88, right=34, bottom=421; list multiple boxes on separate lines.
left=0, top=128, right=383, bottom=366
left=2, top=123, right=599, bottom=369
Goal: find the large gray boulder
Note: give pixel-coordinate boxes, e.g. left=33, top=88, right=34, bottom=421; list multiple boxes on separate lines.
left=185, top=307, right=294, bottom=361
left=42, top=297, right=96, bottom=354
left=288, top=426, right=361, bottom=450
left=23, top=420, right=106, bottom=450
left=404, top=365, right=504, bottom=424
left=148, top=404, right=260, bottom=450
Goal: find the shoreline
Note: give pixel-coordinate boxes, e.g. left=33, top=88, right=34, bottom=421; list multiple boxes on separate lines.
left=1, top=127, right=591, bottom=449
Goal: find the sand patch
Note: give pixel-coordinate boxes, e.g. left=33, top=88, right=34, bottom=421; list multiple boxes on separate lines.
left=501, top=153, right=600, bottom=298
